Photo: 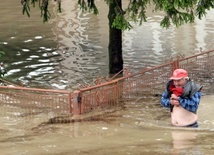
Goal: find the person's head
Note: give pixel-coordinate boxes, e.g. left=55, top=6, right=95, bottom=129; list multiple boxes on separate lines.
left=169, top=69, right=189, bottom=88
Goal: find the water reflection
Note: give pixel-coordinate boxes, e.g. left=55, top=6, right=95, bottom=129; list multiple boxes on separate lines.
left=171, top=131, right=201, bottom=155
left=123, top=8, right=214, bottom=69
left=0, top=1, right=60, bottom=88
left=50, top=0, right=109, bottom=89
left=171, top=131, right=197, bottom=149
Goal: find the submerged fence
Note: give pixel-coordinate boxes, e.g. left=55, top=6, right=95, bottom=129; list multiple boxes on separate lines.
left=0, top=49, right=214, bottom=119
left=74, top=49, right=214, bottom=114
left=0, top=86, right=71, bottom=119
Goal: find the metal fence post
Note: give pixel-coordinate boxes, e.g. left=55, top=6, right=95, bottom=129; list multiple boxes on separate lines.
left=73, top=90, right=82, bottom=115
left=172, top=59, right=180, bottom=72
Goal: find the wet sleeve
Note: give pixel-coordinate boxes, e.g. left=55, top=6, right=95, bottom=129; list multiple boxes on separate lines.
left=178, top=91, right=202, bottom=113
left=161, top=91, right=170, bottom=108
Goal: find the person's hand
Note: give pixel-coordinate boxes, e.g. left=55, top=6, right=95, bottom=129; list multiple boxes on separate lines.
left=170, top=94, right=180, bottom=106
left=171, top=94, right=178, bottom=100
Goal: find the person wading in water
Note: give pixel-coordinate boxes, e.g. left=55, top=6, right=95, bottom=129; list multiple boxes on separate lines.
left=161, top=69, right=202, bottom=127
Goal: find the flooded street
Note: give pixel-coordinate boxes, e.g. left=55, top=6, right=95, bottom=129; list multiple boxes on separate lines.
left=0, top=0, right=214, bottom=155
left=1, top=95, right=214, bottom=154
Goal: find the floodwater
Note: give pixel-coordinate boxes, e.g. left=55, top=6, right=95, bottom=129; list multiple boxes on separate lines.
left=1, top=96, right=214, bottom=155
left=1, top=0, right=214, bottom=155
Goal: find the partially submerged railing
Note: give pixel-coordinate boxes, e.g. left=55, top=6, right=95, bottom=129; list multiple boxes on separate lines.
left=0, top=86, right=72, bottom=119
left=74, top=49, right=214, bottom=114
left=0, top=49, right=214, bottom=118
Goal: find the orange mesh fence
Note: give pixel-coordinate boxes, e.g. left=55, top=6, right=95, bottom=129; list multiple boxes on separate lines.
left=74, top=49, right=214, bottom=114
left=75, top=62, right=174, bottom=114
left=178, top=50, right=214, bottom=94
left=0, top=86, right=72, bottom=121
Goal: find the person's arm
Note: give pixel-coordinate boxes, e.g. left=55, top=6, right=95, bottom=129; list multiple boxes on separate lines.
left=178, top=91, right=202, bottom=113
left=161, top=91, right=171, bottom=108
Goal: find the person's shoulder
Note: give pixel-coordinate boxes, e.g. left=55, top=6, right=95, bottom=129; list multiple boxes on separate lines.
left=189, top=80, right=202, bottom=90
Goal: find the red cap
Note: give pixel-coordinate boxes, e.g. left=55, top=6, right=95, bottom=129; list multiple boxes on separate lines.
left=169, top=69, right=188, bottom=80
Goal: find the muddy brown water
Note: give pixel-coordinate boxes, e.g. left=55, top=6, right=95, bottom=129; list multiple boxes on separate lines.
left=1, top=95, right=214, bottom=155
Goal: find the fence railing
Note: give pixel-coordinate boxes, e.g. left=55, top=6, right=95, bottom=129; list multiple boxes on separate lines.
left=74, top=49, right=214, bottom=114
left=0, top=49, right=214, bottom=118
left=0, top=86, right=72, bottom=120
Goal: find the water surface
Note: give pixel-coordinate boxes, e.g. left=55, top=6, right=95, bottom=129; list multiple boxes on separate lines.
left=0, top=1, right=214, bottom=155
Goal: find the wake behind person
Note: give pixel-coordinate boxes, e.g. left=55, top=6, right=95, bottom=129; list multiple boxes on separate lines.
left=161, top=69, right=202, bottom=127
